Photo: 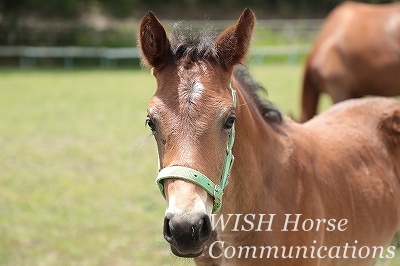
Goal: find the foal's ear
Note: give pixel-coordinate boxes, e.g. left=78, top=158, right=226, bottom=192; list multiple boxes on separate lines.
left=215, top=8, right=255, bottom=69
left=138, top=11, right=170, bottom=70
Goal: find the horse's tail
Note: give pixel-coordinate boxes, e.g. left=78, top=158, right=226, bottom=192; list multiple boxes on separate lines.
left=299, top=62, right=320, bottom=123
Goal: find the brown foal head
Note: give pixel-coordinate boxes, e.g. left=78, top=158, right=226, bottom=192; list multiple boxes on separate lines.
left=139, top=8, right=255, bottom=257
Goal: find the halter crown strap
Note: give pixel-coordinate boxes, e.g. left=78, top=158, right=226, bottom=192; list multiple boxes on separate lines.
left=156, top=84, right=237, bottom=213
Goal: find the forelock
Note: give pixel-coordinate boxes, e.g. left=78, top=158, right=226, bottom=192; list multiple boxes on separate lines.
left=169, top=22, right=219, bottom=63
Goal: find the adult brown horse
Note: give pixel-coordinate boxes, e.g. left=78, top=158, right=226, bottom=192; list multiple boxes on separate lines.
left=300, top=1, right=400, bottom=122
left=139, top=8, right=400, bottom=265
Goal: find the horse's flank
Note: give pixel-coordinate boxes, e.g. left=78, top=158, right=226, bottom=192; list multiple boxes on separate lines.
left=300, top=1, right=400, bottom=122
left=139, top=8, right=400, bottom=265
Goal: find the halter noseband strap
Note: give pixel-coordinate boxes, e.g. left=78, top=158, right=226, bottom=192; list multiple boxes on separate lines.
left=156, top=85, right=237, bottom=213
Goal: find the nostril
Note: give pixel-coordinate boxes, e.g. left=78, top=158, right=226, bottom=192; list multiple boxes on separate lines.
left=163, top=217, right=173, bottom=243
left=197, top=215, right=212, bottom=243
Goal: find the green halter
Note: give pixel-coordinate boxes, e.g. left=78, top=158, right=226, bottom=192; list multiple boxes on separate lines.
left=156, top=85, right=237, bottom=213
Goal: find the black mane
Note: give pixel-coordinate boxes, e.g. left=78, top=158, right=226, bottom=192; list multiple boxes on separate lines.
left=234, top=66, right=282, bottom=123
left=169, top=23, right=282, bottom=123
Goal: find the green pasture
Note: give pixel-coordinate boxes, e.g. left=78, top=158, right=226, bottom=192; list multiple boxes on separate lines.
left=0, top=65, right=398, bottom=265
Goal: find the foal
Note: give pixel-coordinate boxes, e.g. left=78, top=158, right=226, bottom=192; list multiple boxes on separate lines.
left=139, top=8, right=400, bottom=266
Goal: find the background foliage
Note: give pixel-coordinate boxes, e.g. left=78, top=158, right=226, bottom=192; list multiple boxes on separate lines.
left=1, top=0, right=399, bottom=22
left=1, top=0, right=398, bottom=49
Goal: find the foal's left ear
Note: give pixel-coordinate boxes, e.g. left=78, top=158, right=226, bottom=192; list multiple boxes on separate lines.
left=215, top=8, right=255, bottom=69
left=138, top=11, right=171, bottom=70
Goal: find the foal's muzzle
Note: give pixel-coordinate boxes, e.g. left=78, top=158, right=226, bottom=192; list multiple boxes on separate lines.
left=163, top=212, right=212, bottom=257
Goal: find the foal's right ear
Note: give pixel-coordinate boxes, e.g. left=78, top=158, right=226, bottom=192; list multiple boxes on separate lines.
left=138, top=12, right=170, bottom=70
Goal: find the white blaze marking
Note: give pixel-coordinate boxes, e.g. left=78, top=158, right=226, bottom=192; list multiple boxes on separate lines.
left=191, top=82, right=204, bottom=100
left=166, top=182, right=213, bottom=216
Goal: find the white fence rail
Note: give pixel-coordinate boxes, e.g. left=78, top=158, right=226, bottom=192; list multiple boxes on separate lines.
left=0, top=45, right=311, bottom=68
left=0, top=46, right=141, bottom=68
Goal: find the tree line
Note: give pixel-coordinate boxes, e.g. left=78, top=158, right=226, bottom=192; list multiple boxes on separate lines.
left=1, top=0, right=399, bottom=22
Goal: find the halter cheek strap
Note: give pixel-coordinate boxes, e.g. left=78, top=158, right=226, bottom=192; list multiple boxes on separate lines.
left=156, top=85, right=237, bottom=213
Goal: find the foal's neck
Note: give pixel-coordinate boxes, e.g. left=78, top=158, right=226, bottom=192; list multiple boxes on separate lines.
left=221, top=83, right=291, bottom=215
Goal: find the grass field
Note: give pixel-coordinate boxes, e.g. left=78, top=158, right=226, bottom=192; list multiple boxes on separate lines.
left=0, top=65, right=398, bottom=265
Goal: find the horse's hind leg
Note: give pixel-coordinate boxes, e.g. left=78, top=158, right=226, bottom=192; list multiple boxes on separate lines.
left=194, top=231, right=222, bottom=266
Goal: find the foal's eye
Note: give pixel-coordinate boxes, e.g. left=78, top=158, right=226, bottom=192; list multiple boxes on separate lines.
left=145, top=117, right=156, bottom=131
left=224, top=116, right=236, bottom=129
